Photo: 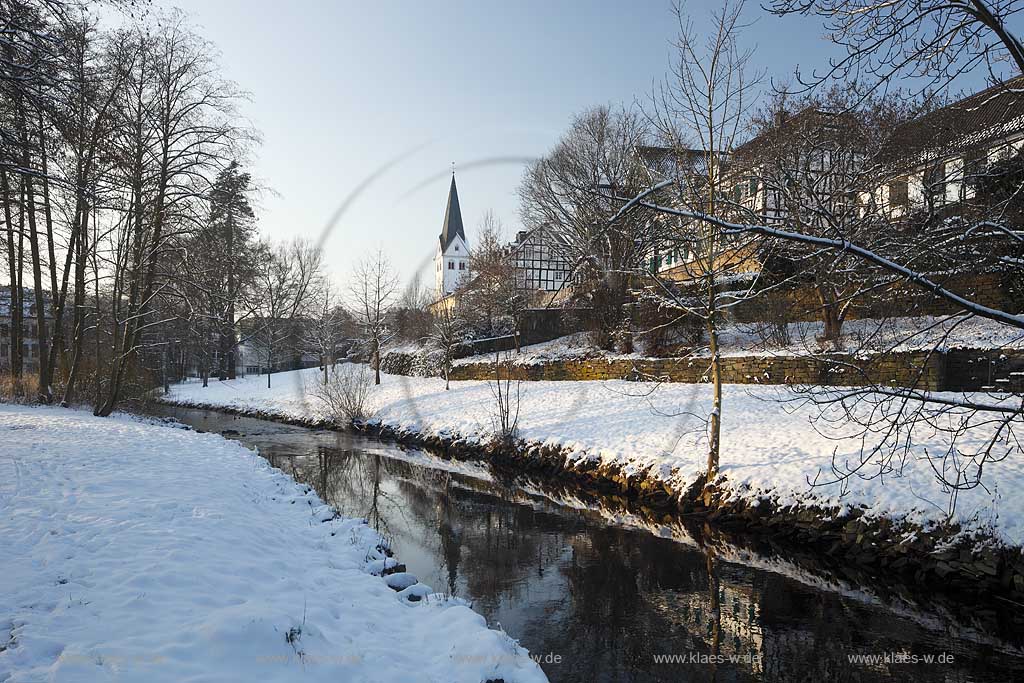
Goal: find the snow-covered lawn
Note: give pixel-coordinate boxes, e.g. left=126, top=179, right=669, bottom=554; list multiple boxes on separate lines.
left=166, top=367, right=1024, bottom=548
left=0, top=404, right=546, bottom=683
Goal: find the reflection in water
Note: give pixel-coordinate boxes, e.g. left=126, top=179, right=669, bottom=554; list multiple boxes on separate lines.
left=150, top=406, right=1024, bottom=683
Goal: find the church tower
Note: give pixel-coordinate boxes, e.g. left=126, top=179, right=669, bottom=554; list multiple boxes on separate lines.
left=435, top=173, right=470, bottom=298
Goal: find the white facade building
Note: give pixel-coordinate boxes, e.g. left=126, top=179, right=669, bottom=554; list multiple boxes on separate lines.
left=434, top=174, right=470, bottom=298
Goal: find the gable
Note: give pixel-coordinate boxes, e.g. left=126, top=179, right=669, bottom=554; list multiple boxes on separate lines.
left=440, top=234, right=468, bottom=257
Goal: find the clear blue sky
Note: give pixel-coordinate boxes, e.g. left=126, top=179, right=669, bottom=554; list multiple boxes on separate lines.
left=165, top=0, right=1000, bottom=292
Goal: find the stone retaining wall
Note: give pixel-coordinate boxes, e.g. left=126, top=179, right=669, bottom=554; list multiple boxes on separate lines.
left=444, top=349, right=1024, bottom=392
left=730, top=272, right=1020, bottom=323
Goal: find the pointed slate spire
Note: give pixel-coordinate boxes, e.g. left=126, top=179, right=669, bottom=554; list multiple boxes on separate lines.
left=438, top=173, right=466, bottom=251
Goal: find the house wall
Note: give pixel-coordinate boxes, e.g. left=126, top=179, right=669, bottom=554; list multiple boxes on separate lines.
left=511, top=228, right=571, bottom=292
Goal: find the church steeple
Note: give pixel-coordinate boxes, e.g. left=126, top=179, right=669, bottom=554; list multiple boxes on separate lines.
left=434, top=170, right=470, bottom=299
left=438, top=173, right=466, bottom=250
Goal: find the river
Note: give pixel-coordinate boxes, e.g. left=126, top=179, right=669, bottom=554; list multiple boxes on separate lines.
left=147, top=404, right=1024, bottom=683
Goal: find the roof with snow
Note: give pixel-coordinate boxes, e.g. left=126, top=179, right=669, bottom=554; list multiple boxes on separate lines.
left=882, top=76, right=1024, bottom=169
left=438, top=174, right=466, bottom=251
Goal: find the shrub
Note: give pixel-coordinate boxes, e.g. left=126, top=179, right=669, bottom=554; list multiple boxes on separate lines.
left=0, top=373, right=31, bottom=403
left=487, top=351, right=521, bottom=446
left=307, top=363, right=375, bottom=426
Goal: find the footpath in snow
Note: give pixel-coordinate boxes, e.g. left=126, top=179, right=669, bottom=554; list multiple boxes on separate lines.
left=166, top=367, right=1024, bottom=549
left=0, top=404, right=547, bottom=683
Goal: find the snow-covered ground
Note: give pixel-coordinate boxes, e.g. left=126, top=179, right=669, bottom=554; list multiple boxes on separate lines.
left=0, top=405, right=547, bottom=683
left=166, top=367, right=1024, bottom=548
left=448, top=315, right=1024, bottom=366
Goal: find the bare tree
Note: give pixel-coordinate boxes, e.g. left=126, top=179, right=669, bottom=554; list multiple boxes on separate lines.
left=0, top=4, right=263, bottom=415
left=639, top=0, right=763, bottom=496
left=89, top=14, right=249, bottom=415
left=738, top=85, right=918, bottom=346
left=429, top=295, right=467, bottom=391
left=766, top=0, right=1024, bottom=95
left=302, top=278, right=345, bottom=385
left=519, top=105, right=654, bottom=348
left=350, top=249, right=398, bottom=386
left=389, top=274, right=433, bottom=343
left=459, top=211, right=524, bottom=344
left=615, top=1, right=1024, bottom=515
left=252, top=239, right=322, bottom=389
left=488, top=349, right=521, bottom=446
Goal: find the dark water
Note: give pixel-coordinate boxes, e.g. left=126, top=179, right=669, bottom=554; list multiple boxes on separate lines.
left=147, top=405, right=1024, bottom=683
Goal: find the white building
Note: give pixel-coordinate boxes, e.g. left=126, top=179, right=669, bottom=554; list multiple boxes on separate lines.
left=434, top=174, right=470, bottom=298
left=867, top=77, right=1024, bottom=216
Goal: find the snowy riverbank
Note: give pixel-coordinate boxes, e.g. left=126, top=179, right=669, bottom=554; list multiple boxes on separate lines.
left=0, top=404, right=547, bottom=683
left=164, top=367, right=1024, bottom=550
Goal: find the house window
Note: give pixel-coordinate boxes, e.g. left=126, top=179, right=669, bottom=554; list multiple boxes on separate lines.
left=888, top=179, right=908, bottom=207
left=454, top=245, right=459, bottom=252
left=448, top=261, right=454, bottom=270
left=459, top=262, right=466, bottom=270
left=924, top=163, right=946, bottom=203
left=965, top=149, right=987, bottom=174
left=962, top=148, right=987, bottom=196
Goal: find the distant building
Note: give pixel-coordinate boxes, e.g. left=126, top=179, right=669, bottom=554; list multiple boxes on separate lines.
left=435, top=174, right=470, bottom=298
left=0, top=287, right=52, bottom=374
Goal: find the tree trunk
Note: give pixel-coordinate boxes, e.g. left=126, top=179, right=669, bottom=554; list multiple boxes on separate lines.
left=21, top=168, right=51, bottom=403
left=703, top=150, right=722, bottom=506
left=1, top=171, right=21, bottom=380
left=226, top=206, right=237, bottom=379
left=373, top=337, right=381, bottom=385
left=816, top=284, right=845, bottom=348
left=162, top=347, right=169, bottom=393
left=39, top=114, right=61, bottom=390
left=62, top=201, right=89, bottom=406
left=705, top=289, right=722, bottom=503
left=267, top=340, right=272, bottom=389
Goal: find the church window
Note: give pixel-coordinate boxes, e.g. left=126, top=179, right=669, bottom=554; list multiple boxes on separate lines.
left=459, top=262, right=466, bottom=270
left=448, top=261, right=454, bottom=270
